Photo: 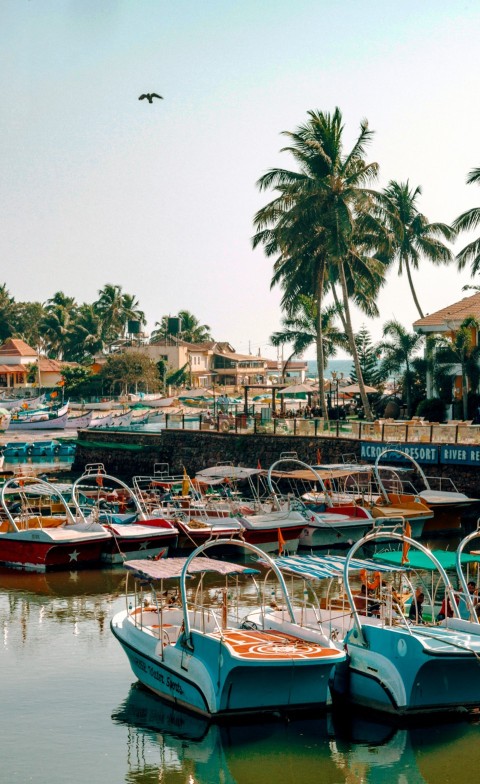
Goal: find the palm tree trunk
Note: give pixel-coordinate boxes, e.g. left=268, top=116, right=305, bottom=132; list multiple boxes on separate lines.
left=462, top=364, right=468, bottom=420
left=337, top=259, right=373, bottom=420
left=330, top=284, right=347, bottom=332
left=404, top=256, right=424, bottom=319
left=316, top=275, right=329, bottom=423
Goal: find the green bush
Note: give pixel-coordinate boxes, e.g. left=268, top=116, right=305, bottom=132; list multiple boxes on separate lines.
left=415, top=397, right=446, bottom=423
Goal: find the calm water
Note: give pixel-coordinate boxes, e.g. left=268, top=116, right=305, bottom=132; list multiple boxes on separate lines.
left=1, top=564, right=480, bottom=783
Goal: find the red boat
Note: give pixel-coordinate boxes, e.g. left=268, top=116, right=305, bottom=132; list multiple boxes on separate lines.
left=0, top=476, right=111, bottom=571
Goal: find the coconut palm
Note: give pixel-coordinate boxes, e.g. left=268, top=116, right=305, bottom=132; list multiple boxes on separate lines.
left=122, top=293, right=146, bottom=337
left=270, top=297, right=348, bottom=380
left=68, top=304, right=109, bottom=361
left=94, top=284, right=127, bottom=341
left=0, top=283, right=15, bottom=341
left=253, top=107, right=384, bottom=419
left=378, top=320, right=425, bottom=417
left=379, top=181, right=454, bottom=319
left=151, top=311, right=212, bottom=343
left=453, top=167, right=480, bottom=277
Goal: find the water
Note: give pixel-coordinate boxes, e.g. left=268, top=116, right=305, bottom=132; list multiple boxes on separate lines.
left=308, top=359, right=354, bottom=380
left=1, top=564, right=479, bottom=783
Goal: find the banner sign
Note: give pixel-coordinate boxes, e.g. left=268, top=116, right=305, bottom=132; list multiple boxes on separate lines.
left=360, top=442, right=439, bottom=464
left=440, top=445, right=480, bottom=465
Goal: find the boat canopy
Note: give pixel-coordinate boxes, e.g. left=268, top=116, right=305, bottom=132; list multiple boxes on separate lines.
left=269, top=467, right=372, bottom=482
left=373, top=549, right=480, bottom=571
left=264, top=553, right=406, bottom=581
left=195, top=466, right=264, bottom=481
left=124, top=556, right=259, bottom=581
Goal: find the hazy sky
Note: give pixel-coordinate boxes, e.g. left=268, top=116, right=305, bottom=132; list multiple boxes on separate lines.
left=1, top=1, right=479, bottom=360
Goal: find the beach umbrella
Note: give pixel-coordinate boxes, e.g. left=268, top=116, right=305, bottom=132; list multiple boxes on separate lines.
left=277, top=382, right=316, bottom=396
left=341, top=383, right=378, bottom=394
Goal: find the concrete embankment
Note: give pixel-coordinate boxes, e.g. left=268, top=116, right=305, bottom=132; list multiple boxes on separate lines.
left=72, top=428, right=480, bottom=500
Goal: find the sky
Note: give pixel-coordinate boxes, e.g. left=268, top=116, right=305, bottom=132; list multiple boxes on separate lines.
left=1, top=0, right=479, bottom=360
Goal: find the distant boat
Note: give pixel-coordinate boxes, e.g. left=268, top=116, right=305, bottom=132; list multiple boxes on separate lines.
left=0, top=394, right=45, bottom=410
left=88, top=414, right=113, bottom=428
left=8, top=410, right=69, bottom=431
left=0, top=408, right=12, bottom=432
left=65, top=410, right=94, bottom=429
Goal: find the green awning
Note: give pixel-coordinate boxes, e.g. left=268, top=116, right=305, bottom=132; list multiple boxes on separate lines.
left=373, top=549, right=480, bottom=571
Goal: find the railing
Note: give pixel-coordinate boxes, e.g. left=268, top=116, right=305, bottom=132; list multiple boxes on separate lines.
left=160, top=414, right=480, bottom=445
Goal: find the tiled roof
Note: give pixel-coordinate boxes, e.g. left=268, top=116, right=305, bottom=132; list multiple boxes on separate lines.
left=413, top=293, right=480, bottom=331
left=0, top=364, right=27, bottom=373
left=0, top=338, right=36, bottom=357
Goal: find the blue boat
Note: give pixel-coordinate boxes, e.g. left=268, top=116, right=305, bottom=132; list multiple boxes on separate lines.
left=330, top=528, right=480, bottom=716
left=3, top=442, right=29, bottom=457
left=111, top=539, right=346, bottom=717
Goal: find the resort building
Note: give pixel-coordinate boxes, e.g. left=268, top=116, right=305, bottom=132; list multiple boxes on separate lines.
left=413, top=292, right=480, bottom=404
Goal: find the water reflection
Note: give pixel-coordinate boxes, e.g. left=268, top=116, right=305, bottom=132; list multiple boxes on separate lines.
left=112, top=683, right=480, bottom=784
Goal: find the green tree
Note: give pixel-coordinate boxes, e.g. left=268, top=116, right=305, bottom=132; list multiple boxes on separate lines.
left=151, top=311, right=212, bottom=343
left=378, top=320, right=425, bottom=417
left=270, top=296, right=348, bottom=382
left=253, top=108, right=384, bottom=420
left=350, top=326, right=382, bottom=387
left=0, top=283, right=15, bottom=341
left=68, top=304, right=109, bottom=361
left=453, top=167, right=480, bottom=276
left=10, top=301, right=46, bottom=347
left=100, top=352, right=161, bottom=395
left=435, top=316, right=480, bottom=420
left=95, top=284, right=144, bottom=342
left=379, top=181, right=454, bottom=319
left=60, top=365, right=99, bottom=397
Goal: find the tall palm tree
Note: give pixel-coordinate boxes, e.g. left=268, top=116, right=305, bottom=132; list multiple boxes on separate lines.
left=270, top=297, right=348, bottom=380
left=45, top=291, right=77, bottom=311
left=68, top=304, right=109, bottom=361
left=253, top=107, right=384, bottom=419
left=453, top=167, right=480, bottom=276
left=151, top=311, right=212, bottom=343
left=0, top=283, right=15, bottom=341
left=94, top=284, right=127, bottom=341
left=379, top=181, right=454, bottom=319
left=122, top=293, right=146, bottom=337
left=378, top=320, right=425, bottom=417
left=40, top=304, right=77, bottom=359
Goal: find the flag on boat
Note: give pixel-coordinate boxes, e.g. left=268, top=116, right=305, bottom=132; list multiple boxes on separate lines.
left=277, top=528, right=285, bottom=555
left=96, top=474, right=103, bottom=487
left=182, top=467, right=190, bottom=497
left=257, top=459, right=262, bottom=470
left=401, top=521, right=412, bottom=564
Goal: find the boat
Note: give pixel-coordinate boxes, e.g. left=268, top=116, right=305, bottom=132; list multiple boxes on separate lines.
left=71, top=466, right=179, bottom=564
left=374, top=447, right=479, bottom=533
left=267, top=458, right=379, bottom=548
left=65, top=410, right=94, bottom=429
left=455, top=522, right=480, bottom=622
left=134, top=465, right=307, bottom=555
left=0, top=408, right=12, bottom=432
left=0, top=475, right=112, bottom=571
left=331, top=528, right=480, bottom=716
left=147, top=396, right=176, bottom=408
left=110, top=539, right=346, bottom=717
left=249, top=528, right=480, bottom=716
left=0, top=394, right=45, bottom=410
left=87, top=413, right=114, bottom=428
left=2, top=441, right=29, bottom=457
left=7, top=410, right=69, bottom=431
left=109, top=410, right=133, bottom=427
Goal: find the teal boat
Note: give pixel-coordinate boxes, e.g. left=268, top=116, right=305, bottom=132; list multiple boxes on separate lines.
left=111, top=540, right=346, bottom=717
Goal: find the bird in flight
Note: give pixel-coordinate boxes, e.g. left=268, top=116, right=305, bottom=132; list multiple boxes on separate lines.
left=139, top=93, right=163, bottom=103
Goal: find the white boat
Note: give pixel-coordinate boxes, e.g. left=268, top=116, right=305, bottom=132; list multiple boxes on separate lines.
left=0, top=408, right=12, bottom=432
left=88, top=414, right=114, bottom=428
left=109, top=410, right=133, bottom=427
left=0, top=394, right=45, bottom=410
left=7, top=411, right=68, bottom=430
left=111, top=539, right=346, bottom=717
left=147, top=396, right=176, bottom=407
left=71, top=466, right=179, bottom=564
left=65, top=410, right=94, bottom=429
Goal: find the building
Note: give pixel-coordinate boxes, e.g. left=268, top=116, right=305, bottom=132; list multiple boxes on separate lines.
left=0, top=338, right=71, bottom=389
left=413, top=292, right=480, bottom=404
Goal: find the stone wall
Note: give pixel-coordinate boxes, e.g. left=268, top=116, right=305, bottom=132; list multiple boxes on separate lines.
left=72, top=428, right=480, bottom=499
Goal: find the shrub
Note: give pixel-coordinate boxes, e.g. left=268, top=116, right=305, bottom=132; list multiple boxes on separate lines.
left=415, top=397, right=446, bottom=423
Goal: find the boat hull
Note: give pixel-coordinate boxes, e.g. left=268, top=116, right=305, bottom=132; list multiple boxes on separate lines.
left=0, top=533, right=106, bottom=571
left=330, top=623, right=480, bottom=716
left=111, top=619, right=341, bottom=717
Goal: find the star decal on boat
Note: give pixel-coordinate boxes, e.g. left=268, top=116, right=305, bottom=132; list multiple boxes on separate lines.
left=69, top=550, right=80, bottom=562
left=139, top=541, right=151, bottom=550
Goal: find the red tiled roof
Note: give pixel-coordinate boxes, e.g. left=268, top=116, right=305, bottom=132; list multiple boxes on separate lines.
left=0, top=364, right=27, bottom=373
left=0, top=338, right=36, bottom=357
left=413, top=293, right=480, bottom=330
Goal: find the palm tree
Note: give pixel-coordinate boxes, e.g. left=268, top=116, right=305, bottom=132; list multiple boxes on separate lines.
left=379, top=181, right=454, bottom=319
left=94, top=284, right=127, bottom=341
left=378, top=320, right=425, bottom=417
left=253, top=107, right=384, bottom=419
left=0, top=283, right=15, bottom=341
left=122, top=293, right=146, bottom=337
left=270, top=297, right=348, bottom=381
left=453, top=167, right=480, bottom=277
left=45, top=291, right=77, bottom=311
left=40, top=305, right=76, bottom=359
left=68, top=304, right=109, bottom=361
left=151, top=311, right=212, bottom=343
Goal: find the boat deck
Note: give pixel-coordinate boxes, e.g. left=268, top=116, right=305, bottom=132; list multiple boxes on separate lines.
left=211, top=628, right=342, bottom=660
